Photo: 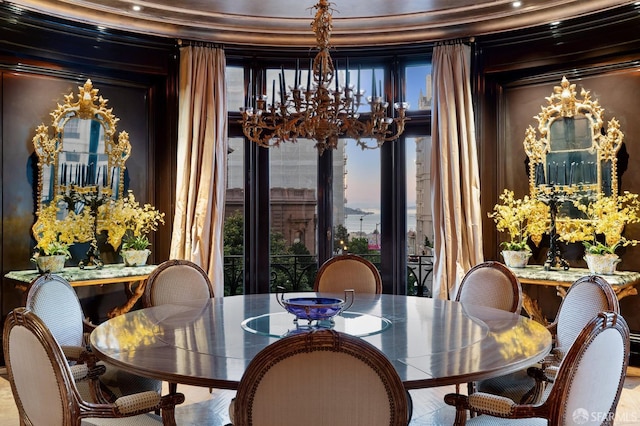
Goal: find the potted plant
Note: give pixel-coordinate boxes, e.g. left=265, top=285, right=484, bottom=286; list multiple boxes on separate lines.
left=31, top=195, right=94, bottom=272
left=489, top=189, right=548, bottom=268
left=100, top=191, right=165, bottom=266
left=560, top=192, right=640, bottom=274
left=119, top=234, right=153, bottom=266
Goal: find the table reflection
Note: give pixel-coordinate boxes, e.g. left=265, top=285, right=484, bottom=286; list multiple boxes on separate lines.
left=241, top=311, right=393, bottom=338
left=90, top=293, right=551, bottom=390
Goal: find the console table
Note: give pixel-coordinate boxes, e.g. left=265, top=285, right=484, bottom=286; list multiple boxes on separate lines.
left=5, top=264, right=157, bottom=318
left=509, top=265, right=640, bottom=324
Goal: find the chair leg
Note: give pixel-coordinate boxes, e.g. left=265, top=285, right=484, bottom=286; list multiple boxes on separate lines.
left=466, top=382, right=477, bottom=418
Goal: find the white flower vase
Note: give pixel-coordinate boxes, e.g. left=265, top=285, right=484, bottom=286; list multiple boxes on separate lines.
left=34, top=255, right=66, bottom=273
left=501, top=250, right=531, bottom=268
left=584, top=253, right=620, bottom=275
left=121, top=249, right=150, bottom=267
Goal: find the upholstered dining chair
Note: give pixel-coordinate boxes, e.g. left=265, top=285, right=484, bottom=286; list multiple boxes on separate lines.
left=475, top=274, right=620, bottom=405
left=313, top=254, right=382, bottom=294
left=454, top=261, right=522, bottom=396
left=143, top=259, right=214, bottom=307
left=143, top=259, right=215, bottom=394
left=25, top=273, right=161, bottom=403
left=455, top=261, right=523, bottom=314
left=231, top=329, right=410, bottom=426
left=3, top=307, right=185, bottom=426
left=444, top=311, right=629, bottom=425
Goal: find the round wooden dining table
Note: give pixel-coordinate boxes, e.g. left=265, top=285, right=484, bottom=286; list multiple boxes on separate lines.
left=90, top=293, right=551, bottom=390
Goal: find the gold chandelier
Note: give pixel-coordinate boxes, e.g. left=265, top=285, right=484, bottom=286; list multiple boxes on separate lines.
left=240, top=0, right=409, bottom=154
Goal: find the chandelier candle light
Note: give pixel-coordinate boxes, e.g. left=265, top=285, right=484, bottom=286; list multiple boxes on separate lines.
left=240, top=0, right=408, bottom=153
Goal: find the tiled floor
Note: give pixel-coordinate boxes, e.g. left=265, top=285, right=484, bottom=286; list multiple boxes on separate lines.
left=2, top=367, right=640, bottom=425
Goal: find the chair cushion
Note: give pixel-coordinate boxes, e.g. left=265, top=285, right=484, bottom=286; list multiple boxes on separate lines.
left=9, top=325, right=65, bottom=425
left=149, top=265, right=212, bottom=305
left=100, top=362, right=162, bottom=397
left=555, top=281, right=611, bottom=358
left=317, top=259, right=378, bottom=294
left=466, top=417, right=548, bottom=425
left=26, top=275, right=162, bottom=401
left=562, top=327, right=625, bottom=424
left=475, top=368, right=536, bottom=404
left=249, top=351, right=394, bottom=425
left=457, top=267, right=517, bottom=312
left=27, top=277, right=85, bottom=347
left=81, top=413, right=163, bottom=425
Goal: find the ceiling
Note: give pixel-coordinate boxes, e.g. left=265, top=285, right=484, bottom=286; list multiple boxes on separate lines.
left=5, top=0, right=635, bottom=47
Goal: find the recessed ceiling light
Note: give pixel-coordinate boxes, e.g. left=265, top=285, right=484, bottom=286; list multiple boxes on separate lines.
left=132, top=5, right=142, bottom=12
left=512, top=1, right=522, bottom=7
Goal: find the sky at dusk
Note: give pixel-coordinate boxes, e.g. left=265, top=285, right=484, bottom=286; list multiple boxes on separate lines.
left=344, top=64, right=430, bottom=210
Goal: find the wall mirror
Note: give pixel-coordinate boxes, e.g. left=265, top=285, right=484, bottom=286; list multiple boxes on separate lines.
left=32, top=79, right=131, bottom=239
left=524, top=76, right=624, bottom=219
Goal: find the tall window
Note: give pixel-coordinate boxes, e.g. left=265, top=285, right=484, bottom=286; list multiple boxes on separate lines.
left=405, top=63, right=433, bottom=296
left=337, top=139, right=381, bottom=256
left=224, top=137, right=245, bottom=295
left=225, top=54, right=432, bottom=295
left=333, top=67, right=384, bottom=272
left=405, top=63, right=434, bottom=253
left=406, top=64, right=432, bottom=112
left=224, top=66, right=245, bottom=295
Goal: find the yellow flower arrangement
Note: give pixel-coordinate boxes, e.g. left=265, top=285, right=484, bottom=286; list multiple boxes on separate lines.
left=98, top=191, right=165, bottom=251
left=558, top=191, right=640, bottom=254
left=32, top=195, right=94, bottom=257
left=489, top=189, right=549, bottom=251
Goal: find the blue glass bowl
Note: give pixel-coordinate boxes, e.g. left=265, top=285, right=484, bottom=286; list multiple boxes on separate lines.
left=277, top=289, right=354, bottom=323
left=281, top=297, right=344, bottom=321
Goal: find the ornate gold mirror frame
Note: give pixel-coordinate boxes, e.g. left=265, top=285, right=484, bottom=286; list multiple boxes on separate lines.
left=523, top=76, right=625, bottom=270
left=524, top=76, right=623, bottom=203
left=32, top=79, right=131, bottom=243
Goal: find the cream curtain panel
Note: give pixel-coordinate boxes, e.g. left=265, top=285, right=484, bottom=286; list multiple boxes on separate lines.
left=170, top=45, right=228, bottom=297
left=431, top=42, right=484, bottom=300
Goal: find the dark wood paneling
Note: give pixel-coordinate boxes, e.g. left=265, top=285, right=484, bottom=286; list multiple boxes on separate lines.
left=2, top=75, right=75, bottom=315
left=0, top=4, right=173, bottom=77
left=0, top=4, right=177, bottom=365
left=476, top=4, right=640, bottom=75
left=474, top=8, right=640, bottom=353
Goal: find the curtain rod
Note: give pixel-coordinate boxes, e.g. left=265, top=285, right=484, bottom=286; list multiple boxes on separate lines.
left=436, top=37, right=475, bottom=46
left=177, top=39, right=224, bottom=49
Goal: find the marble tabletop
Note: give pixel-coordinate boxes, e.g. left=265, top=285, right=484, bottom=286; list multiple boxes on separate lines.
left=5, top=263, right=157, bottom=286
left=510, top=265, right=640, bottom=287
left=90, top=293, right=552, bottom=390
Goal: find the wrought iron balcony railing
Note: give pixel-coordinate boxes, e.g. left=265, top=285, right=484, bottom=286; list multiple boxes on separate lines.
left=223, top=253, right=433, bottom=297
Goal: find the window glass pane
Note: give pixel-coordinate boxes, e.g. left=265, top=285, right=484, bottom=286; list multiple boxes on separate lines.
left=351, top=67, right=385, bottom=117
left=224, top=137, right=245, bottom=295
left=333, top=139, right=347, bottom=247
left=407, top=135, right=434, bottom=297
left=331, top=64, right=384, bottom=270
left=265, top=67, right=313, bottom=110
left=269, top=140, right=318, bottom=292
left=226, top=66, right=245, bottom=112
left=405, top=64, right=432, bottom=112
left=336, top=138, right=381, bottom=266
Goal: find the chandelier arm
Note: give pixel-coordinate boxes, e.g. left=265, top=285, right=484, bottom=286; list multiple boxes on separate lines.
left=239, top=0, right=407, bottom=153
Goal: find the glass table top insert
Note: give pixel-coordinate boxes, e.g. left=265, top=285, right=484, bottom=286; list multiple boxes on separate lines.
left=241, top=311, right=392, bottom=338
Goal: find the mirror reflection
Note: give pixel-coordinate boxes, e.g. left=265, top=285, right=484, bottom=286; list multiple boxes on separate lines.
left=524, top=76, right=623, bottom=219
left=32, top=79, right=131, bottom=241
